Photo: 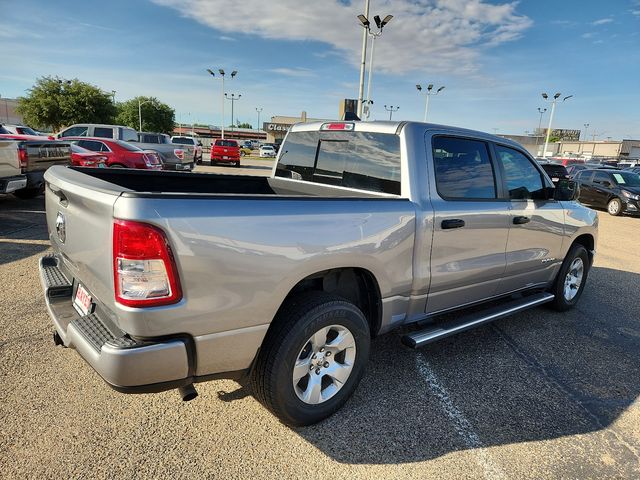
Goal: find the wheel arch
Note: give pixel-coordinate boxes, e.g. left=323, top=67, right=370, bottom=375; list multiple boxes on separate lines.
left=273, top=267, right=383, bottom=338
left=571, top=233, right=595, bottom=266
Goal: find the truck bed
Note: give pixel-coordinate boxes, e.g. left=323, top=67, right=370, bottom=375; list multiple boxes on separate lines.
left=75, top=167, right=390, bottom=198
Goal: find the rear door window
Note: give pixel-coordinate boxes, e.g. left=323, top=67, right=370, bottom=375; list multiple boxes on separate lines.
left=432, top=136, right=496, bottom=199
left=93, top=127, right=114, bottom=138
left=60, top=126, right=88, bottom=137
left=78, top=140, right=106, bottom=152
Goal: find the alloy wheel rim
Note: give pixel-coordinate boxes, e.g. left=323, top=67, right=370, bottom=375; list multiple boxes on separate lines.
left=563, top=257, right=584, bottom=301
left=609, top=200, right=620, bottom=214
left=292, top=325, right=356, bottom=405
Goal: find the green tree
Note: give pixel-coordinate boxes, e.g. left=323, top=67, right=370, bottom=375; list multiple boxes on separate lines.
left=17, top=76, right=116, bottom=132
left=236, top=122, right=252, bottom=129
left=116, top=96, right=175, bottom=133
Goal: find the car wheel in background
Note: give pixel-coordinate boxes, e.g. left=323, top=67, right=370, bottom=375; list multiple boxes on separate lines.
left=235, top=162, right=240, bottom=167
left=607, top=198, right=623, bottom=216
left=250, top=291, right=370, bottom=427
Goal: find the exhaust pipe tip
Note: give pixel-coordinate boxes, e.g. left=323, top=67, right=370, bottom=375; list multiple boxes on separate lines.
left=53, top=331, right=64, bottom=347
left=178, top=384, right=198, bottom=402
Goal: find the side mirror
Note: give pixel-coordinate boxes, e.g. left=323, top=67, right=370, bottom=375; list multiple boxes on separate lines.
left=553, top=179, right=579, bottom=201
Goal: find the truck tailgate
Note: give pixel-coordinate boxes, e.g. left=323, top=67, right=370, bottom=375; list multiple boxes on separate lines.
left=26, top=140, right=71, bottom=170
left=44, top=166, right=125, bottom=311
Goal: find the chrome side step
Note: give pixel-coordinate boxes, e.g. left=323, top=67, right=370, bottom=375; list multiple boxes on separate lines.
left=401, top=292, right=555, bottom=348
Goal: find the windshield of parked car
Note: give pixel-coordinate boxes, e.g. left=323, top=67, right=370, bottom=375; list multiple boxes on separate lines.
left=612, top=172, right=640, bottom=187
left=0, top=126, right=10, bottom=134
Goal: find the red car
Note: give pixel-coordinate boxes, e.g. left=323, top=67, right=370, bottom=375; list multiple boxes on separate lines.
left=70, top=144, right=107, bottom=167
left=211, top=139, right=240, bottom=167
left=64, top=137, right=162, bottom=169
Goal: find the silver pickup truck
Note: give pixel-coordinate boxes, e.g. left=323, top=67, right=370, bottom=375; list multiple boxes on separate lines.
left=40, top=121, right=597, bottom=426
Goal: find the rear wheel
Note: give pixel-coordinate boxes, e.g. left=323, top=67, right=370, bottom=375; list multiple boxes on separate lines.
left=607, top=198, right=622, bottom=216
left=251, top=291, right=370, bottom=426
left=110, top=164, right=126, bottom=169
left=235, top=162, right=241, bottom=167
left=548, top=244, right=590, bottom=311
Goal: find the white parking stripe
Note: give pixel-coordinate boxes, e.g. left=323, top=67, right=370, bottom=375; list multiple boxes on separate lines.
left=416, top=354, right=505, bottom=480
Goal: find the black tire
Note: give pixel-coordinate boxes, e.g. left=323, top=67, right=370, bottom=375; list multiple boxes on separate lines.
left=110, top=164, right=126, bottom=169
left=235, top=162, right=241, bottom=168
left=548, top=244, right=590, bottom=311
left=607, top=197, right=623, bottom=216
left=251, top=291, right=370, bottom=427
left=240, top=150, right=246, bottom=157
left=13, top=187, right=42, bottom=199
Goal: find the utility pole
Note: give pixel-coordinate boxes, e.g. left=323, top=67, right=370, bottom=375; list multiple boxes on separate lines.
left=384, top=105, right=399, bottom=120
left=356, top=0, right=370, bottom=119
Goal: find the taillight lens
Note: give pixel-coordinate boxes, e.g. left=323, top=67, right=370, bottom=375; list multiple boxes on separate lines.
left=143, top=153, right=160, bottom=166
left=113, top=220, right=182, bottom=307
left=174, top=148, right=185, bottom=160
left=18, top=146, right=28, bottom=168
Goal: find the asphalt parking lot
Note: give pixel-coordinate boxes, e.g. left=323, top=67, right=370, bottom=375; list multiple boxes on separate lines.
left=1, top=177, right=639, bottom=478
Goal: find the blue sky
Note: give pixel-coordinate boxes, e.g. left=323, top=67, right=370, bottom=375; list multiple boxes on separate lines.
left=1, top=0, right=639, bottom=139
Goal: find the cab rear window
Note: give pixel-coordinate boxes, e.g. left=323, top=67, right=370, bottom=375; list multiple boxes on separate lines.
left=275, top=131, right=401, bottom=195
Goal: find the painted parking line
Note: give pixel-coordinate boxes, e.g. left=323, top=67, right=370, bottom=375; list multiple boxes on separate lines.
left=416, top=353, right=506, bottom=479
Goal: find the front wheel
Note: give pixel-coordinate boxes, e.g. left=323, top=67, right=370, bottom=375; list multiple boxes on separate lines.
left=251, top=292, right=370, bottom=427
left=607, top=198, right=623, bottom=216
left=548, top=244, right=590, bottom=311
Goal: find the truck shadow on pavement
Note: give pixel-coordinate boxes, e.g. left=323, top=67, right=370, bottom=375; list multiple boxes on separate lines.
left=0, top=195, right=49, bottom=264
left=287, top=266, right=640, bottom=465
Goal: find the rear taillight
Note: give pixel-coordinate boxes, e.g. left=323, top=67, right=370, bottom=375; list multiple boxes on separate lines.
left=18, top=146, right=28, bottom=169
left=143, top=153, right=160, bottom=166
left=113, top=220, right=182, bottom=307
left=174, top=149, right=185, bottom=160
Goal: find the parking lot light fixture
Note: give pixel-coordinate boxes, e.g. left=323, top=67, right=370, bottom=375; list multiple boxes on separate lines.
left=225, top=93, right=241, bottom=133
left=416, top=83, right=445, bottom=122
left=138, top=98, right=157, bottom=133
left=384, top=105, right=399, bottom=120
left=356, top=0, right=371, bottom=119
left=536, top=107, right=547, bottom=145
left=583, top=123, right=590, bottom=141
left=208, top=68, right=237, bottom=139
left=541, top=91, right=572, bottom=157
left=363, top=13, right=393, bottom=120
left=256, top=107, right=263, bottom=130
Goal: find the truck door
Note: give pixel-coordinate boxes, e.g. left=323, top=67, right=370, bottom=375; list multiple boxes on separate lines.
left=493, top=144, right=564, bottom=291
left=426, top=135, right=510, bottom=314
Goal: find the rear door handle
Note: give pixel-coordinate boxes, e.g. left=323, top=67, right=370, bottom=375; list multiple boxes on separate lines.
left=513, top=216, right=530, bottom=225
left=441, top=219, right=465, bottom=229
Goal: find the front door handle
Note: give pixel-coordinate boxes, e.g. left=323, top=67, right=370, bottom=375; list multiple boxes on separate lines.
left=513, top=216, right=530, bottom=225
left=441, top=219, right=465, bottom=229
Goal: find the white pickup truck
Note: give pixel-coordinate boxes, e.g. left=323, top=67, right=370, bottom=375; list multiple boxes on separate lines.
left=0, top=138, right=27, bottom=194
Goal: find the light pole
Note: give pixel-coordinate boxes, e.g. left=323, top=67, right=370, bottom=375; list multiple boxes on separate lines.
left=256, top=107, right=263, bottom=130
left=583, top=123, right=590, bottom=142
left=536, top=107, right=547, bottom=145
left=356, top=0, right=371, bottom=119
left=384, top=105, right=399, bottom=120
left=416, top=84, right=445, bottom=122
left=359, top=14, right=393, bottom=119
left=138, top=98, right=157, bottom=133
left=541, top=92, right=573, bottom=157
left=225, top=93, right=241, bottom=134
left=207, top=68, right=237, bottom=139
left=111, top=90, right=116, bottom=103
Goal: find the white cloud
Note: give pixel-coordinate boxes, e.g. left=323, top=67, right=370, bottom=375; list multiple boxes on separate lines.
left=592, top=18, right=613, bottom=25
left=269, top=67, right=316, bottom=77
left=151, top=0, right=531, bottom=74
left=218, top=35, right=235, bottom=41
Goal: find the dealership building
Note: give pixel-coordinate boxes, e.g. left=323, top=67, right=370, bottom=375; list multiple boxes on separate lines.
left=263, top=112, right=329, bottom=144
